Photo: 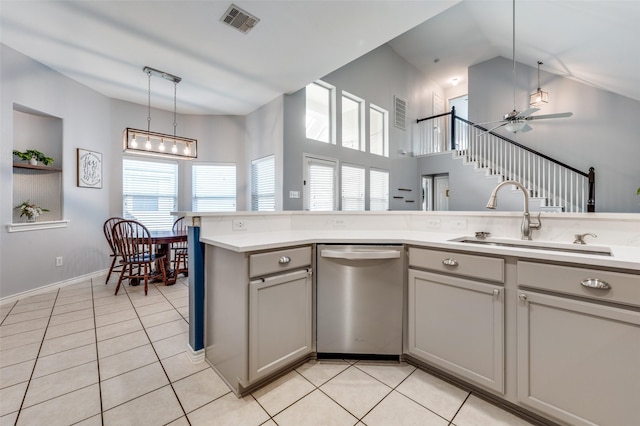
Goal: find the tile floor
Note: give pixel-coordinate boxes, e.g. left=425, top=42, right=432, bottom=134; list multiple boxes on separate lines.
left=1, top=275, right=538, bottom=426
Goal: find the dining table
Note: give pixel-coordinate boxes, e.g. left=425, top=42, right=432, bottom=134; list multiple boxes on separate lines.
left=148, top=229, right=188, bottom=285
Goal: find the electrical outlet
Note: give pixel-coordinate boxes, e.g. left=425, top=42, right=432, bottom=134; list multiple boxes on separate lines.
left=426, top=218, right=441, bottom=228
left=55, top=256, right=63, bottom=267
left=329, top=218, right=346, bottom=228
left=232, top=220, right=247, bottom=231
left=447, top=219, right=467, bottom=230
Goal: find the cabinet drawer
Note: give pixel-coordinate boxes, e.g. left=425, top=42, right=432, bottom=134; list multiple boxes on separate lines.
left=249, top=246, right=312, bottom=278
left=518, top=261, right=640, bottom=308
left=409, top=247, right=504, bottom=283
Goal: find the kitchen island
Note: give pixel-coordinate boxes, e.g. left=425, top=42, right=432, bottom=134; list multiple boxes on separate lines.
left=177, top=211, right=640, bottom=426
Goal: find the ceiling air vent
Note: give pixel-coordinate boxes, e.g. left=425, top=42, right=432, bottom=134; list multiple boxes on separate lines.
left=394, top=96, right=407, bottom=131
left=221, top=4, right=260, bottom=34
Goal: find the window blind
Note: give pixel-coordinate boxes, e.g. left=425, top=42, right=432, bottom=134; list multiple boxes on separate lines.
left=341, top=164, right=365, bottom=211
left=122, top=158, right=177, bottom=231
left=307, top=158, right=337, bottom=211
left=370, top=169, right=389, bottom=211
left=193, top=163, right=236, bottom=212
left=251, top=156, right=275, bottom=211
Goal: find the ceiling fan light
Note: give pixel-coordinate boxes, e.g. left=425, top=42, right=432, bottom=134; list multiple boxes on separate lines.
left=504, top=121, right=527, bottom=133
left=530, top=89, right=549, bottom=106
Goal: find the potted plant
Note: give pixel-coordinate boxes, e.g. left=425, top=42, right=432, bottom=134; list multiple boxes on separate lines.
left=15, top=200, right=49, bottom=222
left=12, top=149, right=55, bottom=166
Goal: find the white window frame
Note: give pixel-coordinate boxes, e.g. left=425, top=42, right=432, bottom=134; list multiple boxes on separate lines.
left=303, top=154, right=338, bottom=211
left=341, top=91, right=365, bottom=151
left=341, top=164, right=366, bottom=211
left=192, top=163, right=237, bottom=212
left=305, top=80, right=336, bottom=144
left=369, top=168, right=389, bottom=211
left=369, top=104, right=389, bottom=157
left=251, top=155, right=275, bottom=211
left=122, top=157, right=178, bottom=231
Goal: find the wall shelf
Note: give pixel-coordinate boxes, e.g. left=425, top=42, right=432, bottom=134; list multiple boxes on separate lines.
left=7, top=220, right=69, bottom=233
left=13, top=162, right=62, bottom=172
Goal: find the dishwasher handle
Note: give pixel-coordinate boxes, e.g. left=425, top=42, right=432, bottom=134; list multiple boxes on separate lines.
left=320, top=248, right=401, bottom=260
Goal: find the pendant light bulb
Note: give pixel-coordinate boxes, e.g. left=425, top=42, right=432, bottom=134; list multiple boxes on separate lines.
left=145, top=137, right=151, bottom=150
left=131, top=136, right=138, bottom=148
left=183, top=145, right=190, bottom=155
left=172, top=142, right=178, bottom=154
left=159, top=139, right=165, bottom=151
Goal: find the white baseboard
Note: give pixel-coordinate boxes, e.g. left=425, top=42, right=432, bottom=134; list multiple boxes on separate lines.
left=187, top=344, right=205, bottom=364
left=0, top=269, right=109, bottom=305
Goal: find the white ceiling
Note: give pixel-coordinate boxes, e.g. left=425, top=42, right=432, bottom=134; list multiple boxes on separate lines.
left=2, top=1, right=639, bottom=116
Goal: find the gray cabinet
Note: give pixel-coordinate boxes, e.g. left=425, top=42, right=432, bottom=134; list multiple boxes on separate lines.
left=205, top=244, right=313, bottom=395
left=517, top=262, right=640, bottom=426
left=407, top=247, right=505, bottom=393
left=249, top=268, right=313, bottom=382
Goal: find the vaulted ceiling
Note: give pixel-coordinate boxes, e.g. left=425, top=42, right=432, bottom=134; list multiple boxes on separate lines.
left=2, top=1, right=638, bottom=115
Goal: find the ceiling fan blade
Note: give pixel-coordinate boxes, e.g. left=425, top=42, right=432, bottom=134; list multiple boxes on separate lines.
left=525, top=112, right=573, bottom=121
left=476, top=122, right=507, bottom=136
left=516, top=107, right=540, bottom=118
left=475, top=119, right=506, bottom=126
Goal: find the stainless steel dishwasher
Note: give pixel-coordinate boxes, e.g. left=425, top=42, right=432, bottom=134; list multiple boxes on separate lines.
left=316, top=244, right=404, bottom=357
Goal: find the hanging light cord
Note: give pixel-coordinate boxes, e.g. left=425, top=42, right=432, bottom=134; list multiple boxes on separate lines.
left=537, top=61, right=542, bottom=89
left=147, top=70, right=152, bottom=134
left=173, top=81, right=178, bottom=137
left=512, top=0, right=516, bottom=111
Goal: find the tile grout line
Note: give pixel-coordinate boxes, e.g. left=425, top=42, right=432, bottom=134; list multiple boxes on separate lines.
left=449, top=391, right=472, bottom=425
left=90, top=278, right=105, bottom=426
left=12, top=288, right=60, bottom=426
left=123, top=280, right=192, bottom=425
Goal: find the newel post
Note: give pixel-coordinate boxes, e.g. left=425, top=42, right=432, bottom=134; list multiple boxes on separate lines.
left=587, top=167, right=595, bottom=212
left=450, top=106, right=456, bottom=151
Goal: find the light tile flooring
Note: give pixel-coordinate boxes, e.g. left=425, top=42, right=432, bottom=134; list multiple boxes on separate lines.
left=1, top=275, right=539, bottom=426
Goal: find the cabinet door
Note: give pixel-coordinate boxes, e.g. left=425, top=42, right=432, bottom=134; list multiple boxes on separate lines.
left=408, top=269, right=504, bottom=393
left=517, top=291, right=640, bottom=426
left=249, top=269, right=313, bottom=382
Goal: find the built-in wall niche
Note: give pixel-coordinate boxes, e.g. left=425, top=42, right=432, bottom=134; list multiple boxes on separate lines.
left=12, top=105, right=63, bottom=226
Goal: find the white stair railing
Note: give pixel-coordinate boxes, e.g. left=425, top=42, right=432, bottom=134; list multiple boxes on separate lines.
left=414, top=112, right=594, bottom=212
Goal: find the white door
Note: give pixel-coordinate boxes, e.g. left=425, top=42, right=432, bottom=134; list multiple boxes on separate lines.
left=303, top=154, right=338, bottom=211
left=434, top=175, right=449, bottom=211
left=422, top=176, right=433, bottom=211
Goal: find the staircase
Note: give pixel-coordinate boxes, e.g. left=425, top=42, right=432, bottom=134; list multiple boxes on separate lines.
left=415, top=108, right=595, bottom=213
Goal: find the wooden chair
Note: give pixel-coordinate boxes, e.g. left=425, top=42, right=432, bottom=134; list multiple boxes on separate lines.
left=103, top=217, right=124, bottom=284
left=172, top=217, right=188, bottom=277
left=111, top=219, right=166, bottom=296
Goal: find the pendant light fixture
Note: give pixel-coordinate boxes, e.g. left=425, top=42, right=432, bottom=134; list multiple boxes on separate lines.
left=529, top=61, right=549, bottom=107
left=123, top=66, right=197, bottom=160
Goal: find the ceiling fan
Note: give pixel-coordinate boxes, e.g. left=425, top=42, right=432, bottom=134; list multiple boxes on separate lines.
left=478, top=0, right=573, bottom=135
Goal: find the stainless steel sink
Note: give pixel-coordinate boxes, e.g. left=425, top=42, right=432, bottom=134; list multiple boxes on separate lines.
left=449, top=237, right=612, bottom=256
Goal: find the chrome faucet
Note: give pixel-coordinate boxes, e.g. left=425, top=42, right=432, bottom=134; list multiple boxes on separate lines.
left=486, top=180, right=541, bottom=240
left=574, top=233, right=597, bottom=244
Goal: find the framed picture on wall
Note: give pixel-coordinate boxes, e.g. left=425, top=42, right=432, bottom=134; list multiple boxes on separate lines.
left=77, top=148, right=102, bottom=188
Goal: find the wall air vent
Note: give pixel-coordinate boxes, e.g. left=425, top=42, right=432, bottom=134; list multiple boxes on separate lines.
left=220, top=4, right=260, bottom=34
left=394, top=96, right=407, bottom=131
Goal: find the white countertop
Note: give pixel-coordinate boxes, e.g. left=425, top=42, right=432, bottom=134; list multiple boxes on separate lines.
left=200, top=230, right=640, bottom=272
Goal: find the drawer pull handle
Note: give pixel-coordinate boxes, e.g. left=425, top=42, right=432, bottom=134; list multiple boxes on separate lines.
left=519, top=294, right=527, bottom=301
left=278, top=256, right=291, bottom=264
left=492, top=289, right=500, bottom=296
left=581, top=278, right=611, bottom=290
left=442, top=258, right=458, bottom=267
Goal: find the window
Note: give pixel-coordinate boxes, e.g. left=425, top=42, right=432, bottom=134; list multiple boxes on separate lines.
left=192, top=163, right=236, bottom=212
left=251, top=155, right=275, bottom=211
left=341, top=164, right=365, bottom=211
left=304, top=155, right=337, bottom=211
left=122, top=158, right=177, bottom=231
left=370, top=104, right=389, bottom=157
left=370, top=169, right=389, bottom=211
left=306, top=81, right=334, bottom=143
left=342, top=92, right=364, bottom=151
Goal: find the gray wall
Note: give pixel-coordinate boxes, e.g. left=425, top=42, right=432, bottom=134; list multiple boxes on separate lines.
left=1, top=44, right=112, bottom=297
left=282, top=44, right=443, bottom=211
left=1, top=45, right=248, bottom=298
left=467, top=57, right=640, bottom=213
